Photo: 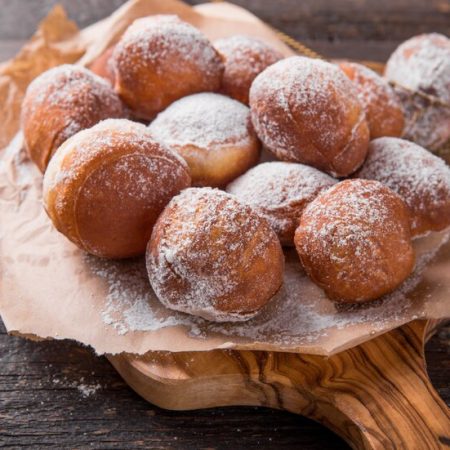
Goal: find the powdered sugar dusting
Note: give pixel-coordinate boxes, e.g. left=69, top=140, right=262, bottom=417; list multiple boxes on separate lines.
left=52, top=377, right=102, bottom=398
left=392, top=83, right=450, bottom=151
left=339, top=61, right=403, bottom=137
left=149, top=93, right=252, bottom=149
left=146, top=188, right=281, bottom=322
left=249, top=56, right=365, bottom=172
left=385, top=33, right=450, bottom=104
left=214, top=35, right=283, bottom=103
left=295, top=179, right=416, bottom=302
left=227, top=162, right=337, bottom=244
left=87, top=228, right=449, bottom=347
left=113, top=15, right=222, bottom=80
left=25, top=64, right=122, bottom=113
left=208, top=239, right=443, bottom=344
left=299, top=180, right=407, bottom=261
left=356, top=137, right=450, bottom=234
left=343, top=63, right=398, bottom=106
left=22, top=64, right=125, bottom=145
left=44, top=118, right=188, bottom=192
left=300, top=180, right=409, bottom=250
left=215, top=35, right=282, bottom=79
left=43, top=118, right=190, bottom=257
left=384, top=33, right=450, bottom=150
left=87, top=256, right=195, bottom=335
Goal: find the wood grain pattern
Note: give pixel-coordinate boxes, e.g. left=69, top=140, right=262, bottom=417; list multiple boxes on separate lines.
left=0, top=317, right=352, bottom=449
left=110, top=320, right=450, bottom=450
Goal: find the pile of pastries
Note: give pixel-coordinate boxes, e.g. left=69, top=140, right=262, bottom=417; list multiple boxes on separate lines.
left=21, top=15, right=450, bottom=322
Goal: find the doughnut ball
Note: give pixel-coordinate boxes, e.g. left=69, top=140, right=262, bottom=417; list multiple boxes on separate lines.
left=146, top=188, right=284, bottom=322
left=385, top=33, right=450, bottom=152
left=339, top=61, right=404, bottom=139
left=227, top=161, right=337, bottom=246
left=214, top=35, right=284, bottom=104
left=43, top=119, right=191, bottom=259
left=112, top=15, right=224, bottom=120
left=149, top=93, right=260, bottom=187
left=21, top=64, right=126, bottom=173
left=249, top=56, right=370, bottom=177
left=89, top=45, right=116, bottom=85
left=294, top=179, right=415, bottom=303
left=355, top=137, right=450, bottom=237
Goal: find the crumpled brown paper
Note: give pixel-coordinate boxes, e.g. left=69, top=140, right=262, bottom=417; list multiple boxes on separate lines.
left=0, top=0, right=449, bottom=356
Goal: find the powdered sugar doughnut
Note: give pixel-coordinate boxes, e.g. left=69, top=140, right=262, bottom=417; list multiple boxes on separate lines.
left=227, top=162, right=337, bottom=246
left=355, top=137, right=450, bottom=237
left=43, top=119, right=191, bottom=259
left=214, top=35, right=284, bottom=104
left=385, top=33, right=450, bottom=103
left=112, top=15, right=224, bottom=120
left=146, top=188, right=284, bottom=322
left=249, top=56, right=370, bottom=177
left=339, top=61, right=404, bottom=138
left=149, top=93, right=260, bottom=187
left=21, top=64, right=126, bottom=173
left=294, top=179, right=415, bottom=303
left=385, top=33, right=450, bottom=151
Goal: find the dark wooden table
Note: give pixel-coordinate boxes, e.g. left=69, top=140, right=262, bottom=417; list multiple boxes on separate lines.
left=1, top=1, right=449, bottom=448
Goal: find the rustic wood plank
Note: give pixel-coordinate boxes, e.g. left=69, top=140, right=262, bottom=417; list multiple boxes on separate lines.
left=193, top=0, right=450, bottom=41
left=0, top=0, right=128, bottom=40
left=1, top=0, right=449, bottom=41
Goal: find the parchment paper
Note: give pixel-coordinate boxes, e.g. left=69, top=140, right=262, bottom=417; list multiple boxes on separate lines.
left=0, top=0, right=449, bottom=356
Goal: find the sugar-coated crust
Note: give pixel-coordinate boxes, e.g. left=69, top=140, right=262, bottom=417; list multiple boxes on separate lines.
left=146, top=188, right=284, bottom=322
left=385, top=33, right=450, bottom=151
left=391, top=84, right=450, bottom=153
left=21, top=64, right=126, bottom=173
left=294, top=179, right=415, bottom=303
left=112, top=15, right=224, bottom=120
left=227, top=161, right=337, bottom=246
left=385, top=33, right=450, bottom=104
left=43, top=119, right=191, bottom=259
left=149, top=93, right=260, bottom=187
left=214, top=35, right=284, bottom=105
left=355, top=137, right=450, bottom=237
left=339, top=61, right=404, bottom=139
left=249, top=56, right=370, bottom=177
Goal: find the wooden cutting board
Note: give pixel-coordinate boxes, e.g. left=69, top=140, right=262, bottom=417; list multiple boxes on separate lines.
left=109, top=319, right=450, bottom=450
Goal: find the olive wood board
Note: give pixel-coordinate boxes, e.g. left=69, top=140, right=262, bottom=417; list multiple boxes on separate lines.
left=109, top=319, right=450, bottom=450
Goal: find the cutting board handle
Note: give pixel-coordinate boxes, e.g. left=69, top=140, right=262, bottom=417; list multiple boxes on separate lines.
left=272, top=320, right=450, bottom=449
left=109, top=320, right=450, bottom=450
